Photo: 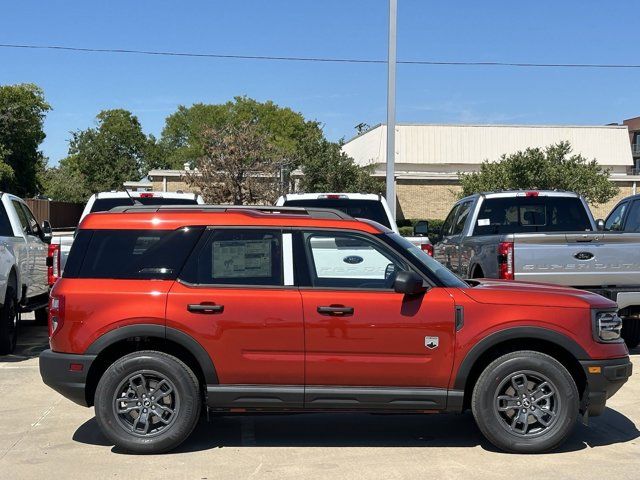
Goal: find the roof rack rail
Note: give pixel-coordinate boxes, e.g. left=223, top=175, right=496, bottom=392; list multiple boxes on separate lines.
left=107, top=204, right=355, bottom=221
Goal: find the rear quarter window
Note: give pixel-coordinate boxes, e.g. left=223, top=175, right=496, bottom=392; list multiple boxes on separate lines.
left=63, top=227, right=203, bottom=279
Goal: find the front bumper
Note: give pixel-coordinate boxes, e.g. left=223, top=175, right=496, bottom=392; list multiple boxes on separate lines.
left=39, top=349, right=96, bottom=407
left=579, top=357, right=633, bottom=416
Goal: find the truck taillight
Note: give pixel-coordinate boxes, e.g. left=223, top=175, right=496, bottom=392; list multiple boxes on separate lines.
left=49, top=294, right=65, bottom=338
left=421, top=243, right=434, bottom=256
left=497, top=241, right=514, bottom=280
left=47, top=243, right=61, bottom=286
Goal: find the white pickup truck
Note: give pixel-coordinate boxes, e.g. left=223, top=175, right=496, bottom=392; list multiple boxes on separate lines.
left=275, top=193, right=431, bottom=251
left=50, top=191, right=205, bottom=278
left=0, top=193, right=51, bottom=354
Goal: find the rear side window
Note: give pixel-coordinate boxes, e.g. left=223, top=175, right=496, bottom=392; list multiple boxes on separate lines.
left=282, top=199, right=392, bottom=229
left=180, top=229, right=283, bottom=286
left=473, top=196, right=592, bottom=235
left=64, top=227, right=203, bottom=279
left=0, top=203, right=14, bottom=236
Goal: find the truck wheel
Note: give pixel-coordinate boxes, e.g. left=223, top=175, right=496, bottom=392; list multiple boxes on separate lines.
left=0, top=288, right=19, bottom=355
left=472, top=350, right=579, bottom=454
left=94, top=351, right=201, bottom=454
left=34, top=307, right=48, bottom=326
left=621, top=318, right=640, bottom=349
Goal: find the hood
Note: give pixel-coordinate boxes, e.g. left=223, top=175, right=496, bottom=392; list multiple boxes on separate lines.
left=460, top=279, right=616, bottom=309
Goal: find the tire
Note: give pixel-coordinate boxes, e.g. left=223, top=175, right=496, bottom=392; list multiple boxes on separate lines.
left=471, top=350, right=579, bottom=454
left=0, top=288, right=19, bottom=355
left=34, top=306, right=48, bottom=326
left=621, top=318, right=640, bottom=349
left=94, top=351, right=201, bottom=454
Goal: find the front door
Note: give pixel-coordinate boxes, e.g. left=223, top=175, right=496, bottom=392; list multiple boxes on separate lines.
left=166, top=228, right=304, bottom=409
left=296, top=230, right=456, bottom=410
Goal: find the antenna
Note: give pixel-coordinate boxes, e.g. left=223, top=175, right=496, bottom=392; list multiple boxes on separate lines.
left=123, top=189, right=142, bottom=206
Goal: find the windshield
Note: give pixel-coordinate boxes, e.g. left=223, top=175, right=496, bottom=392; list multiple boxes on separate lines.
left=384, top=233, right=468, bottom=288
left=90, top=196, right=199, bottom=213
left=282, top=198, right=392, bottom=229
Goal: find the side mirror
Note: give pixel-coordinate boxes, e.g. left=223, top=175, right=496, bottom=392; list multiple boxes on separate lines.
left=413, top=220, right=429, bottom=236
left=41, top=220, right=53, bottom=244
left=595, top=219, right=605, bottom=231
left=394, top=271, right=427, bottom=295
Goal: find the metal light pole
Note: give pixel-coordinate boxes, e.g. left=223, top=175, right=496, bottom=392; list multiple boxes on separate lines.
left=386, top=0, right=397, bottom=220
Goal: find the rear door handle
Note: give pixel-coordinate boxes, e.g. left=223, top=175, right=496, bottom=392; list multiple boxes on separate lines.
left=187, top=303, right=224, bottom=314
left=317, top=306, right=354, bottom=316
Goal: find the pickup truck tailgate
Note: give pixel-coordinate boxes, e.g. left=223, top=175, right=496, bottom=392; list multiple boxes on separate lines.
left=514, top=232, right=640, bottom=287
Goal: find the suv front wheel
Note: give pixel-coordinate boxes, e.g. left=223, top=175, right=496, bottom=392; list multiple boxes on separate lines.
left=472, top=350, right=579, bottom=453
left=95, top=351, right=201, bottom=454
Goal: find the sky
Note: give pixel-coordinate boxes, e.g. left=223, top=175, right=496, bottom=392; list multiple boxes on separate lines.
left=1, top=0, right=639, bottom=167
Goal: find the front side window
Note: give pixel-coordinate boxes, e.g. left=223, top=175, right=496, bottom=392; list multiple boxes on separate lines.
left=180, top=229, right=283, bottom=286
left=441, top=204, right=460, bottom=237
left=19, top=203, right=40, bottom=236
left=452, top=201, right=472, bottom=235
left=12, top=200, right=30, bottom=234
left=621, top=201, right=640, bottom=232
left=65, top=227, right=203, bottom=279
left=605, top=202, right=628, bottom=231
left=303, top=232, right=405, bottom=289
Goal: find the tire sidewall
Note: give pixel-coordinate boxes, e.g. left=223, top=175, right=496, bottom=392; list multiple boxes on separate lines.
left=473, top=352, right=579, bottom=453
left=95, top=352, right=201, bottom=454
left=0, top=288, right=18, bottom=354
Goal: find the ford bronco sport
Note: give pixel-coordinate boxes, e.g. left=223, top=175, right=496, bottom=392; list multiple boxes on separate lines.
left=39, top=205, right=632, bottom=454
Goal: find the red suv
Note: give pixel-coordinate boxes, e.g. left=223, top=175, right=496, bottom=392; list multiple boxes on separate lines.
left=40, top=206, right=632, bottom=454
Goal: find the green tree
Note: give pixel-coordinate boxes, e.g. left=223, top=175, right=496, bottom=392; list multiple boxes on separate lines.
left=299, top=139, right=382, bottom=193
left=40, top=156, right=91, bottom=203
left=0, top=83, right=51, bottom=196
left=458, top=142, right=618, bottom=205
left=51, top=109, right=152, bottom=198
left=161, top=96, right=323, bottom=169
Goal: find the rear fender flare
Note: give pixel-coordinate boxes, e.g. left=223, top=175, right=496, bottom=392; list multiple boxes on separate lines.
left=85, top=324, right=218, bottom=384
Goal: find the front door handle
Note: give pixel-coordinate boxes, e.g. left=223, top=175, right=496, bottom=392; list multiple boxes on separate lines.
left=187, top=303, right=224, bottom=314
left=317, top=306, right=354, bottom=316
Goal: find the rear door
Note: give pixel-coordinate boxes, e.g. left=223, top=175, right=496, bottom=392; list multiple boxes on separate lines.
left=16, top=202, right=48, bottom=298
left=166, top=228, right=305, bottom=409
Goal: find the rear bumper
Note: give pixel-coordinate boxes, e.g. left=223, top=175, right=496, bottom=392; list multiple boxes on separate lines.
left=39, top=349, right=96, bottom=407
left=579, top=357, right=633, bottom=416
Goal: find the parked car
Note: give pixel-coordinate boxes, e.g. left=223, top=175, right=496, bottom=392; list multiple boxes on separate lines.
left=0, top=193, right=51, bottom=353
left=276, top=193, right=432, bottom=253
left=432, top=190, right=640, bottom=348
left=40, top=204, right=631, bottom=454
left=603, top=192, right=640, bottom=233
left=48, top=190, right=204, bottom=283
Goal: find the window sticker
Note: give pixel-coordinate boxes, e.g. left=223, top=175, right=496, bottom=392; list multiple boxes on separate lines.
left=477, top=218, right=490, bottom=226
left=212, top=239, right=272, bottom=278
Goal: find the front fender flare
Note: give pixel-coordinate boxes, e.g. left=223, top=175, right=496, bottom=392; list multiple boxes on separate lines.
left=453, top=326, right=589, bottom=390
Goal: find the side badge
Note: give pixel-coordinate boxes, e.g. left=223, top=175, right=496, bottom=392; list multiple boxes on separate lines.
left=425, top=336, right=439, bottom=350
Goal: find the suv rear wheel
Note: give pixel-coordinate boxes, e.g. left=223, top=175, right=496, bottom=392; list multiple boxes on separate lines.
left=472, top=350, right=579, bottom=453
left=94, top=351, right=201, bottom=454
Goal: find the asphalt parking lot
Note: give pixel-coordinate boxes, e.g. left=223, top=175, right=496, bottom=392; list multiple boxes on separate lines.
left=1, top=316, right=639, bottom=480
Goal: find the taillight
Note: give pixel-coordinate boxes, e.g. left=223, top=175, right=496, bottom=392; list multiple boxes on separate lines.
left=47, top=243, right=61, bottom=286
left=139, top=192, right=156, bottom=198
left=49, top=294, right=65, bottom=338
left=420, top=243, right=434, bottom=256
left=497, top=242, right=514, bottom=280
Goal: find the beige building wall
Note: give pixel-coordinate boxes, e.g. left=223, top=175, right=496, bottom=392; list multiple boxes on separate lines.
left=396, top=180, right=462, bottom=220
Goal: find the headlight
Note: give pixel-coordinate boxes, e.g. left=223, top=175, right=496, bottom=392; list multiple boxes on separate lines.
left=593, top=310, right=623, bottom=342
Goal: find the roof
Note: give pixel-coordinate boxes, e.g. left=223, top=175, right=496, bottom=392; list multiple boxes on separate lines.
left=78, top=206, right=384, bottom=234
left=342, top=123, right=633, bottom=167
left=93, top=191, right=200, bottom=200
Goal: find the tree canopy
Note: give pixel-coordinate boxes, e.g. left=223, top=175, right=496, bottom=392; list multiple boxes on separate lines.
left=43, top=109, right=158, bottom=201
left=458, top=142, right=619, bottom=205
left=0, top=83, right=51, bottom=196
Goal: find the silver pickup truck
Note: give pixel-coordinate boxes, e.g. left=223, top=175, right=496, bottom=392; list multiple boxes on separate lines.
left=433, top=190, right=640, bottom=348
